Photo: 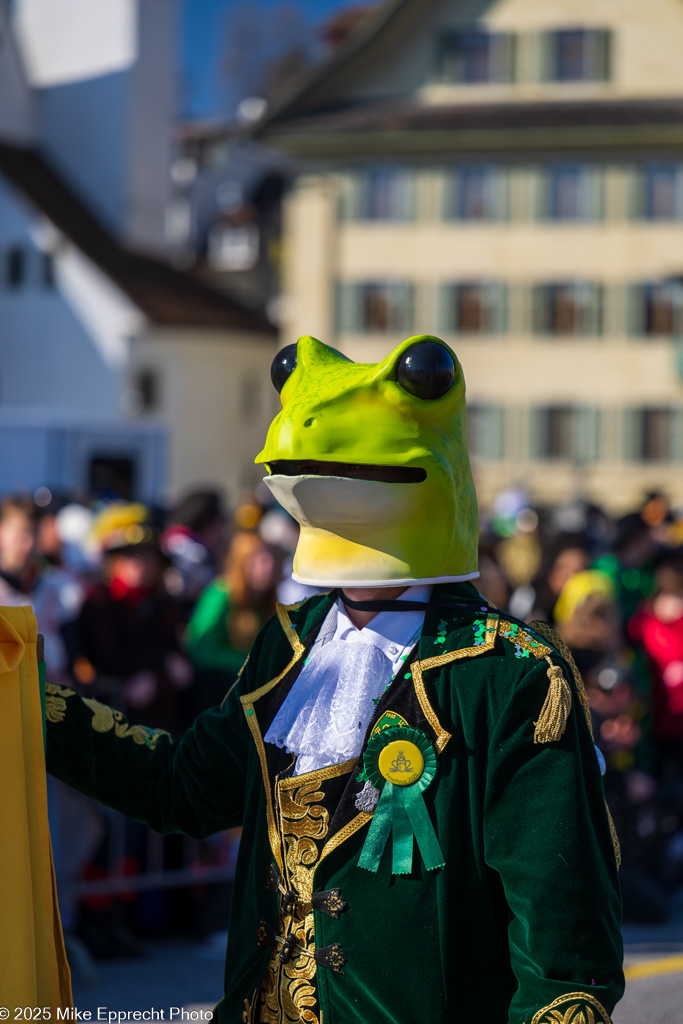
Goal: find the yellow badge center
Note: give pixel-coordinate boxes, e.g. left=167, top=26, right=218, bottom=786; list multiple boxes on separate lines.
left=378, top=740, right=424, bottom=787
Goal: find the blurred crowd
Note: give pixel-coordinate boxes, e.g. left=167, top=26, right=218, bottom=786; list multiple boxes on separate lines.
left=4, top=481, right=683, bottom=958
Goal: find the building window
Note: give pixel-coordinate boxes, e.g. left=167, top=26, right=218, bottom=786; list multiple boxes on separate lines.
left=467, top=404, right=505, bottom=460
left=340, top=168, right=414, bottom=221
left=136, top=369, right=159, bottom=413
left=6, top=246, right=24, bottom=288
left=445, top=165, right=508, bottom=221
left=436, top=29, right=516, bottom=83
left=624, top=408, right=683, bottom=462
left=336, top=281, right=414, bottom=333
left=439, top=281, right=507, bottom=334
left=539, top=164, right=603, bottom=221
left=634, top=163, right=683, bottom=220
left=532, top=282, right=603, bottom=336
left=626, top=281, right=683, bottom=337
left=543, top=28, right=611, bottom=82
left=531, top=406, right=601, bottom=462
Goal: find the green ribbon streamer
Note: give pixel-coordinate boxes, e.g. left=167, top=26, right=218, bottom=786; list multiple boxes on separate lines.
left=358, top=781, right=445, bottom=874
left=402, top=782, right=445, bottom=871
left=358, top=783, right=393, bottom=872
left=391, top=785, right=414, bottom=875
left=358, top=724, right=445, bottom=875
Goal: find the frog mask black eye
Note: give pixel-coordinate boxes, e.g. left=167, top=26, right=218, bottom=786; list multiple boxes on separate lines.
left=395, top=341, right=455, bottom=400
left=271, top=344, right=298, bottom=393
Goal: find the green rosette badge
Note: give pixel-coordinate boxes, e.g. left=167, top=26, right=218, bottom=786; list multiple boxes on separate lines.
left=358, top=725, right=445, bottom=875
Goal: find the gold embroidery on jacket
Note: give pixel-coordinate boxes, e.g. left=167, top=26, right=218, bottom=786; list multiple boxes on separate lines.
left=81, top=697, right=172, bottom=749
left=45, top=682, right=75, bottom=723
left=530, top=991, right=611, bottom=1024
left=257, top=762, right=355, bottom=1024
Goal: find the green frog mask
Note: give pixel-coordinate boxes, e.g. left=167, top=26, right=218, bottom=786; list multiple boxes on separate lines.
left=256, top=334, right=479, bottom=587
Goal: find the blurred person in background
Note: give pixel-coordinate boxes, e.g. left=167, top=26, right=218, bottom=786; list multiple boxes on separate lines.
left=0, top=495, right=39, bottom=604
left=32, top=497, right=90, bottom=687
left=509, top=531, right=591, bottom=624
left=594, top=512, right=658, bottom=629
left=476, top=550, right=511, bottom=611
left=629, top=554, right=683, bottom=783
left=186, top=528, right=279, bottom=714
left=554, top=568, right=665, bottom=921
left=161, top=489, right=229, bottom=606
left=77, top=503, right=192, bottom=734
left=72, top=503, right=196, bottom=955
left=553, top=569, right=620, bottom=680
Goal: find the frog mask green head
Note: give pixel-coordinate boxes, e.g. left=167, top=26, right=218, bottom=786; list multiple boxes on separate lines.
left=255, top=334, right=479, bottom=587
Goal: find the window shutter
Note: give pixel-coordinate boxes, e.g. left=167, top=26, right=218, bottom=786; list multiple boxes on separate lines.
left=625, top=285, right=643, bottom=337
left=339, top=173, right=361, bottom=221
left=397, top=283, right=414, bottom=332
left=437, top=283, right=455, bottom=334
left=594, top=29, right=611, bottom=82
left=532, top=166, right=548, bottom=221
left=494, top=167, right=510, bottom=221
left=671, top=408, right=683, bottom=463
left=486, top=282, right=508, bottom=334
left=397, top=169, right=416, bottom=221
left=529, top=407, right=545, bottom=459
left=531, top=284, right=546, bottom=334
left=538, top=31, right=554, bottom=81
left=497, top=33, right=517, bottom=83
left=622, top=408, right=640, bottom=462
left=675, top=164, right=683, bottom=222
left=336, top=283, right=358, bottom=333
left=590, top=283, right=604, bottom=336
left=589, top=166, right=605, bottom=221
left=625, top=166, right=642, bottom=221
left=443, top=168, right=458, bottom=220
left=576, top=406, right=601, bottom=463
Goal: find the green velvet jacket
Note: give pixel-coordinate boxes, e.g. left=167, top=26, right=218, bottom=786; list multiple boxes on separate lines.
left=46, top=583, right=624, bottom=1024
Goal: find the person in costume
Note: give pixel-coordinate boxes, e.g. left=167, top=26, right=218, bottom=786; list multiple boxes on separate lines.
left=45, top=335, right=624, bottom=1023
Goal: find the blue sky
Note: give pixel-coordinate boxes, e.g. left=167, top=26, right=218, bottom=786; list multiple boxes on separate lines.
left=181, top=0, right=350, bottom=120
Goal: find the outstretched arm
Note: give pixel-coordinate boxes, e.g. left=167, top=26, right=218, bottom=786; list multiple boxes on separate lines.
left=45, top=673, right=251, bottom=840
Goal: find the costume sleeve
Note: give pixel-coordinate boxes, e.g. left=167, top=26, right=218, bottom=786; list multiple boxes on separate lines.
left=45, top=633, right=259, bottom=839
left=483, top=659, right=624, bottom=1024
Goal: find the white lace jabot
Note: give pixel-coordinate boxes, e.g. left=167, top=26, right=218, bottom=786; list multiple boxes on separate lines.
left=264, top=585, right=431, bottom=775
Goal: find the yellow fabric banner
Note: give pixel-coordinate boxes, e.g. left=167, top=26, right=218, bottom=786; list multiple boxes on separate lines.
left=0, top=606, right=72, bottom=1007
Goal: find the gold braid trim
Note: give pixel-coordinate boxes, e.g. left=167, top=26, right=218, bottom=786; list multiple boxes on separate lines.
left=499, top=620, right=572, bottom=743
left=529, top=623, right=621, bottom=869
left=530, top=991, right=611, bottom=1024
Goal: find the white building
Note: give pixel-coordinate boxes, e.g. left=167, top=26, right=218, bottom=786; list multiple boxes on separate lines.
left=0, top=0, right=278, bottom=506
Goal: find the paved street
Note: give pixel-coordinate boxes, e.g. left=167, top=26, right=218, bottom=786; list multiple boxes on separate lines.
left=69, top=931, right=225, bottom=1018
left=68, top=917, right=683, bottom=1023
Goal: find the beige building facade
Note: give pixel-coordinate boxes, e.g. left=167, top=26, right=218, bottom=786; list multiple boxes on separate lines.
left=259, top=0, right=683, bottom=512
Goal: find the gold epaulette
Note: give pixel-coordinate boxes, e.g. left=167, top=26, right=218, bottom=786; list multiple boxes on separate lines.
left=499, top=619, right=572, bottom=744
